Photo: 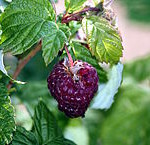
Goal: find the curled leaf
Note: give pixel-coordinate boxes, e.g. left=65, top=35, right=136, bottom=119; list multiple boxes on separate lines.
left=0, top=50, right=7, bottom=75
left=0, top=50, right=25, bottom=84
left=91, top=63, right=123, bottom=109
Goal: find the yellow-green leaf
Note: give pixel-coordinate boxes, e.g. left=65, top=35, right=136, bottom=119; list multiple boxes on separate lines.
left=65, top=0, right=87, bottom=13
left=82, top=16, right=123, bottom=64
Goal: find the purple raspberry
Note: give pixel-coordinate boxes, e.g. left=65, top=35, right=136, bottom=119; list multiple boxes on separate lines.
left=47, top=58, right=99, bottom=118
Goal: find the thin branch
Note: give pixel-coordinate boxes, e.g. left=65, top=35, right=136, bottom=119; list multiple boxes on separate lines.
left=61, top=7, right=101, bottom=23
left=7, top=41, right=42, bottom=90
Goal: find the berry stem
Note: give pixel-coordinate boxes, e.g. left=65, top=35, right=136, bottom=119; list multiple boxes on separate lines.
left=65, top=45, right=74, bottom=67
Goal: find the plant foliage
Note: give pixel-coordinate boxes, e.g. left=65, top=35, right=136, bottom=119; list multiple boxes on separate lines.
left=82, top=16, right=123, bottom=64
left=0, top=83, right=15, bottom=145
left=0, top=0, right=124, bottom=144
left=10, top=101, right=76, bottom=145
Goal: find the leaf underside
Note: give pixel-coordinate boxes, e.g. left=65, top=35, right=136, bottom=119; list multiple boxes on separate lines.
left=91, top=63, right=123, bottom=109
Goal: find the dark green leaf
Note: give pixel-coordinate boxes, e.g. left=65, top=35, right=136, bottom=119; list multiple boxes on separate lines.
left=11, top=126, right=38, bottom=145
left=65, top=0, right=87, bottom=13
left=33, top=101, right=64, bottom=145
left=0, top=82, right=8, bottom=96
left=124, top=55, right=150, bottom=82
left=72, top=42, right=107, bottom=82
left=10, top=101, right=75, bottom=145
left=0, top=0, right=67, bottom=65
left=121, top=0, right=150, bottom=23
left=101, top=84, right=150, bottom=145
left=63, top=138, right=77, bottom=145
left=44, top=136, right=65, bottom=145
left=0, top=83, right=15, bottom=144
left=82, top=16, right=123, bottom=64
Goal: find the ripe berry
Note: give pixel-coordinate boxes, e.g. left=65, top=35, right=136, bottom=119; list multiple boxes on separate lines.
left=47, top=58, right=99, bottom=118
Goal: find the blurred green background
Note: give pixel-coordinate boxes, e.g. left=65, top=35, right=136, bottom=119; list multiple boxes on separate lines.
left=2, top=0, right=150, bottom=145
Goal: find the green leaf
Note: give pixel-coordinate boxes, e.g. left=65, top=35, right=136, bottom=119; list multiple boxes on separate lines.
left=0, top=83, right=8, bottom=96
left=124, top=55, right=150, bottom=82
left=11, top=126, right=38, bottom=145
left=15, top=80, right=70, bottom=131
left=12, top=100, right=76, bottom=145
left=92, top=0, right=101, bottom=6
left=101, top=84, right=150, bottom=145
left=91, top=63, right=123, bottom=109
left=65, top=0, right=87, bottom=13
left=0, top=83, right=15, bottom=144
left=69, top=21, right=81, bottom=37
left=42, top=22, right=68, bottom=65
left=0, top=0, right=67, bottom=65
left=33, top=101, right=64, bottom=145
left=64, top=138, right=77, bottom=145
left=82, top=16, right=123, bottom=64
left=44, top=136, right=65, bottom=145
left=72, top=42, right=107, bottom=82
left=58, top=23, right=71, bottom=39
left=121, top=0, right=150, bottom=23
